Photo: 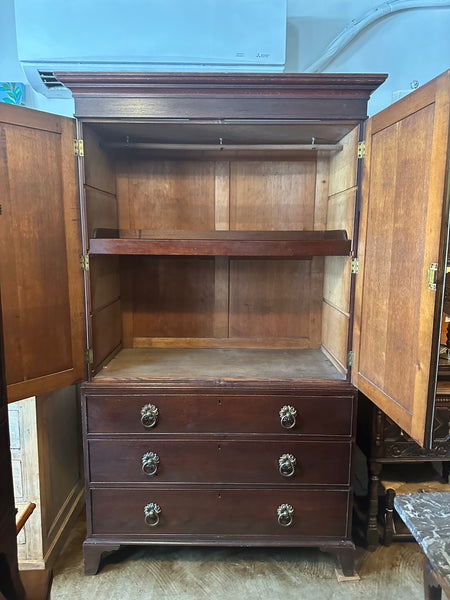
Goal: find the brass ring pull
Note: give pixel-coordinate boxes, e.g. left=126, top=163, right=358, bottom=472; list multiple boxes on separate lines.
left=279, top=405, right=297, bottom=429
left=141, top=403, right=159, bottom=428
left=144, top=502, right=161, bottom=527
left=277, top=503, right=294, bottom=527
left=278, top=453, right=297, bottom=477
left=142, top=452, right=160, bottom=476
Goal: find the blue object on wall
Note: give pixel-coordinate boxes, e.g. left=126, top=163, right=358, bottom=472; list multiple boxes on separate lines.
left=1, top=82, right=26, bottom=105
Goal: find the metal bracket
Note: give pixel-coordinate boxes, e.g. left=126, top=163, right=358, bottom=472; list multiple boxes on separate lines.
left=73, top=139, right=84, bottom=157
left=347, top=351, right=354, bottom=366
left=427, top=263, right=438, bottom=290
left=84, top=348, right=93, bottom=364
left=357, top=141, right=366, bottom=159
left=79, top=254, right=90, bottom=271
left=351, top=257, right=359, bottom=274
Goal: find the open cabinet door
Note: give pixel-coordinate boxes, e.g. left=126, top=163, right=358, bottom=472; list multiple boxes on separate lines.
left=353, top=70, right=450, bottom=447
left=0, top=103, right=86, bottom=403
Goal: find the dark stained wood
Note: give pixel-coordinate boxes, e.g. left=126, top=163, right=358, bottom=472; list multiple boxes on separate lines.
left=83, top=386, right=355, bottom=436
left=88, top=438, right=351, bottom=485
left=90, top=229, right=351, bottom=256
left=89, top=487, right=349, bottom=537
left=57, top=72, right=387, bottom=121
left=0, top=104, right=86, bottom=403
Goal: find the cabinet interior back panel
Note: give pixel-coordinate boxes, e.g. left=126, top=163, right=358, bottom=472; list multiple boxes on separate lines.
left=229, top=161, right=317, bottom=230
left=127, top=256, right=216, bottom=339
left=115, top=157, right=325, bottom=349
left=229, top=258, right=320, bottom=345
left=0, top=125, right=72, bottom=383
left=122, top=159, right=216, bottom=230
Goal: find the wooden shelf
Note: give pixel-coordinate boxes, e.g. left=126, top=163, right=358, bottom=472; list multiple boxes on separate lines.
left=89, top=229, right=351, bottom=257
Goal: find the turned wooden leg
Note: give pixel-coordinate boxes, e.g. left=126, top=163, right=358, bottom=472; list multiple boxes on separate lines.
left=367, top=461, right=382, bottom=551
left=83, top=541, right=121, bottom=576
left=383, top=488, right=395, bottom=546
left=424, top=558, right=442, bottom=600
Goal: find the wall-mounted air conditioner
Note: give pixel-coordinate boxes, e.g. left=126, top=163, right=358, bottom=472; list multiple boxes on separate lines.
left=15, top=0, right=287, bottom=98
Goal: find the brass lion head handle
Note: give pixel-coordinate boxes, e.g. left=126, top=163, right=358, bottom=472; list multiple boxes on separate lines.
left=278, top=453, right=297, bottom=477
left=144, top=502, right=161, bottom=527
left=279, top=405, right=297, bottom=429
left=140, top=403, right=159, bottom=428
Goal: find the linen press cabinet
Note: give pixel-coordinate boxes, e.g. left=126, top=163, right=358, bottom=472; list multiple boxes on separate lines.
left=0, top=71, right=449, bottom=576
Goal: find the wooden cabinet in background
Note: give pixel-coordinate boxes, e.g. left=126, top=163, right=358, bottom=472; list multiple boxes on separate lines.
left=0, top=70, right=449, bottom=576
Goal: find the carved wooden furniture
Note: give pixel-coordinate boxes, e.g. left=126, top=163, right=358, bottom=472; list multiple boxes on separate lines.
left=357, top=393, right=450, bottom=550
left=1, top=70, right=450, bottom=578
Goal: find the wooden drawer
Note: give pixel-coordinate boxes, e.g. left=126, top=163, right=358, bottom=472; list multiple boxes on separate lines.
left=84, top=392, right=354, bottom=436
left=88, top=439, right=351, bottom=485
left=90, top=487, right=349, bottom=538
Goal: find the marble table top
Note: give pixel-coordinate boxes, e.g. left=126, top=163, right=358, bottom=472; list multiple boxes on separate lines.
left=394, top=492, right=450, bottom=595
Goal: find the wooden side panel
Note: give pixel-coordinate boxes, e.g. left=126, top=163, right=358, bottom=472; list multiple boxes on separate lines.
left=0, top=105, right=85, bottom=402
left=89, top=256, right=120, bottom=314
left=85, top=188, right=118, bottom=238
left=36, top=387, right=84, bottom=563
left=354, top=71, right=450, bottom=445
left=92, top=300, right=122, bottom=367
left=83, top=126, right=116, bottom=195
left=321, top=127, right=358, bottom=369
left=322, top=302, right=348, bottom=372
left=327, top=127, right=358, bottom=198
left=125, top=159, right=216, bottom=230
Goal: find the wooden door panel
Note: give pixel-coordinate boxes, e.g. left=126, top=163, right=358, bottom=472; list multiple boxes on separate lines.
left=0, top=104, right=86, bottom=402
left=353, top=71, right=450, bottom=446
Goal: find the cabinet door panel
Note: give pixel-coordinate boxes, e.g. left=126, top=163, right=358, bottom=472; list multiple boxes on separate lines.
left=0, top=104, right=86, bottom=402
left=353, top=71, right=450, bottom=446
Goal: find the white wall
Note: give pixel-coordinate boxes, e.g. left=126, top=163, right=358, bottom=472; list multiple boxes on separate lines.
left=0, top=0, right=74, bottom=115
left=287, top=0, right=450, bottom=114
left=1, top=0, right=449, bottom=116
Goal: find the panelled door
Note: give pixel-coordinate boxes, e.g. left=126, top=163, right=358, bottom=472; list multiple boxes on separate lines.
left=353, top=70, right=450, bottom=447
left=0, top=103, right=86, bottom=402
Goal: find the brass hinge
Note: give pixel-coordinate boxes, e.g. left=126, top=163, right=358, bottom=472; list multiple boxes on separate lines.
left=357, top=141, right=366, bottom=159
left=73, top=139, right=84, bottom=157
left=79, top=254, right=90, bottom=271
left=427, top=263, right=438, bottom=290
left=351, top=257, right=359, bottom=274
left=84, top=348, right=93, bottom=364
left=347, top=351, right=354, bottom=366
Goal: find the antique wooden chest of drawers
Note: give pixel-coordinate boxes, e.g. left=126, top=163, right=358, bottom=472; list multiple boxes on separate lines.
left=81, top=378, right=356, bottom=575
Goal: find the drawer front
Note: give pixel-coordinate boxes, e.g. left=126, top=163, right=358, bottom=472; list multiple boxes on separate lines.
left=88, top=439, right=351, bottom=485
left=84, top=393, right=354, bottom=436
left=90, top=488, right=349, bottom=538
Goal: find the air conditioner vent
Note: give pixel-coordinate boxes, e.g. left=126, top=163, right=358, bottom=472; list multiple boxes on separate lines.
left=38, top=71, right=65, bottom=89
